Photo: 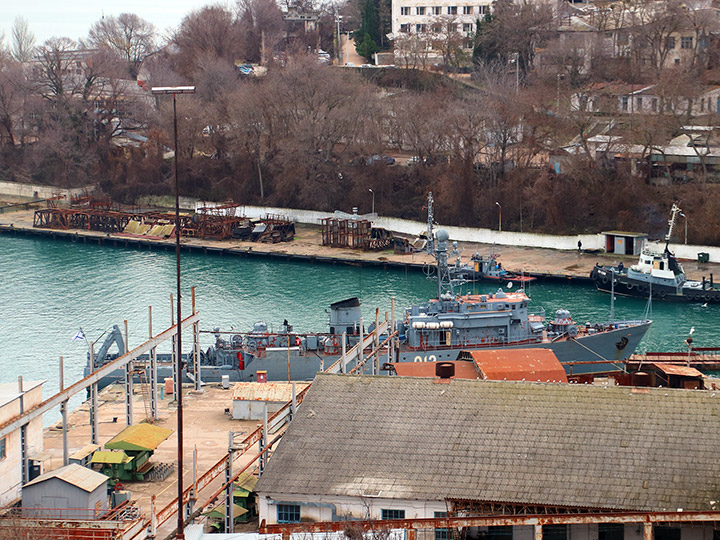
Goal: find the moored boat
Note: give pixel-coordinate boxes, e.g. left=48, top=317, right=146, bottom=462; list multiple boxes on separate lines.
left=590, top=203, right=720, bottom=302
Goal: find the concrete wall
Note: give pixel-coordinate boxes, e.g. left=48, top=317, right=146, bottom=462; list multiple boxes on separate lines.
left=0, top=382, right=44, bottom=506
left=0, top=181, right=94, bottom=203
left=232, top=400, right=285, bottom=420
left=258, top=493, right=447, bottom=524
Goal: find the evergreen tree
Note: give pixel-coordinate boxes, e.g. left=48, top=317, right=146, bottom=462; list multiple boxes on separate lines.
left=354, top=0, right=381, bottom=57
left=356, top=32, right=379, bottom=60
left=473, top=13, right=501, bottom=65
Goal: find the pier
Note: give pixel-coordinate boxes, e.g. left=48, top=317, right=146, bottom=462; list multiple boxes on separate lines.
left=3, top=206, right=720, bottom=282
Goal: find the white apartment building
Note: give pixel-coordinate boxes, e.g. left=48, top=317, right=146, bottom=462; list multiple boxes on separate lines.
left=390, top=0, right=493, bottom=61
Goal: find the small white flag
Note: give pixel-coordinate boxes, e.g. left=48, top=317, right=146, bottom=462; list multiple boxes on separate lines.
left=72, top=329, right=86, bottom=342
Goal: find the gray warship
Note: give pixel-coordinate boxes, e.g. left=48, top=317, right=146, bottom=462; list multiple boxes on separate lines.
left=87, top=203, right=652, bottom=386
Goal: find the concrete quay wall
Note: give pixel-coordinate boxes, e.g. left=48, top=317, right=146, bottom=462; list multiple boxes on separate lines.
left=215, top=203, right=720, bottom=264
left=0, top=181, right=94, bottom=202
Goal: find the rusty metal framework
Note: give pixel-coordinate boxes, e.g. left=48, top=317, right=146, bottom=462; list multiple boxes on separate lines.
left=259, top=511, right=720, bottom=538
left=321, top=218, right=392, bottom=251
left=447, top=500, right=608, bottom=516
left=0, top=501, right=147, bottom=540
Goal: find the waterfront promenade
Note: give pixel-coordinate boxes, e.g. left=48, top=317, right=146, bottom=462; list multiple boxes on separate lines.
left=1, top=207, right=718, bottom=282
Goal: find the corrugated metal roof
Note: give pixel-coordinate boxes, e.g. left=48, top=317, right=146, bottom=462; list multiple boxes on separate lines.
left=391, top=361, right=481, bottom=379
left=105, top=423, right=173, bottom=452
left=91, top=450, right=130, bottom=464
left=232, top=382, right=310, bottom=402
left=24, top=463, right=107, bottom=492
left=467, top=348, right=568, bottom=383
left=237, top=472, right=258, bottom=492
left=651, top=363, right=706, bottom=377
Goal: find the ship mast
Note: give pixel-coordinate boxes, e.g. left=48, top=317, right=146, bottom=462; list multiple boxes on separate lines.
left=426, top=192, right=435, bottom=255
left=665, top=203, right=682, bottom=251
left=423, top=192, right=456, bottom=299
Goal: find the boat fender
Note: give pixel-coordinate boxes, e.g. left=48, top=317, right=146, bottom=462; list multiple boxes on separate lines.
left=600, top=274, right=608, bottom=284
left=626, top=283, right=633, bottom=290
left=659, top=291, right=666, bottom=299
left=704, top=295, right=711, bottom=302
left=237, top=351, right=245, bottom=370
left=295, top=336, right=301, bottom=346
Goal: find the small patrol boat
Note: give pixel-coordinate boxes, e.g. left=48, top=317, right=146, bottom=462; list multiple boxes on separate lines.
left=590, top=203, right=720, bottom=303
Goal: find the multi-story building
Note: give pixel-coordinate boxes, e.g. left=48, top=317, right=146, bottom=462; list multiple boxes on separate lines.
left=390, top=0, right=493, bottom=63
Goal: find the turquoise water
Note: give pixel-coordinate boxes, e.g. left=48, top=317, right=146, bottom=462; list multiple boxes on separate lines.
left=1, top=233, right=718, bottom=418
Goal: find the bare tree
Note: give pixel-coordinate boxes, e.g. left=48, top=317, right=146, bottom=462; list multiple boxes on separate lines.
left=237, top=0, right=285, bottom=63
left=87, top=13, right=156, bottom=78
left=10, top=17, right=36, bottom=63
left=0, top=56, right=25, bottom=148
left=33, top=38, right=79, bottom=101
left=173, top=5, right=241, bottom=77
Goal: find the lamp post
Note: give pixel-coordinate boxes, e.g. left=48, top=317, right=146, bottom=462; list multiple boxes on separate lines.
left=495, top=201, right=502, bottom=232
left=151, top=85, right=195, bottom=540
left=336, top=15, right=343, bottom=64
left=680, top=212, right=687, bottom=244
left=369, top=188, right=375, bottom=214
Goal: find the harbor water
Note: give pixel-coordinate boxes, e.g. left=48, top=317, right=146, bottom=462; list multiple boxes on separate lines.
left=1, top=234, right=717, bottom=421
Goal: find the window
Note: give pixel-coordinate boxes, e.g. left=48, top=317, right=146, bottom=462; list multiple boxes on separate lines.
left=433, top=6, right=442, bottom=14
left=701, top=98, right=705, bottom=112
left=666, top=36, right=676, bottom=49
left=277, top=504, right=300, bottom=523
left=463, top=23, right=473, bottom=32
left=435, top=512, right=449, bottom=540
left=401, top=7, right=411, bottom=15
left=381, top=509, right=405, bottom=520
left=636, top=97, right=643, bottom=110
left=463, top=5, right=473, bottom=14
left=417, top=6, right=426, bottom=14
left=599, top=524, right=624, bottom=540
left=400, top=24, right=411, bottom=32
left=674, top=58, right=680, bottom=64
left=543, top=525, right=567, bottom=540
left=652, top=98, right=658, bottom=112
left=0, top=437, right=5, bottom=460
left=681, top=36, right=693, bottom=49
left=655, top=527, right=681, bottom=540
left=416, top=23, right=426, bottom=32
left=621, top=96, right=629, bottom=112
left=488, top=526, right=513, bottom=540
left=479, top=5, right=487, bottom=14
left=448, top=6, right=458, bottom=14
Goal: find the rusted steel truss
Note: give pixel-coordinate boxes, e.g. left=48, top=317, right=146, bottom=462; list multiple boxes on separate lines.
left=260, top=511, right=720, bottom=537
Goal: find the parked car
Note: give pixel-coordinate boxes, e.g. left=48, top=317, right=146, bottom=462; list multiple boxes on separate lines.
left=367, top=154, right=396, bottom=165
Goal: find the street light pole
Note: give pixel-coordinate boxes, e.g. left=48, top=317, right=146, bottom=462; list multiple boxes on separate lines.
left=680, top=212, right=687, bottom=244
left=496, top=201, right=502, bottom=232
left=151, top=85, right=195, bottom=540
left=369, top=188, right=375, bottom=214
left=336, top=15, right=343, bottom=64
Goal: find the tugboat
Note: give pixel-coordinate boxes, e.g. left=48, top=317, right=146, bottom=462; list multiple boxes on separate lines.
left=590, top=203, right=720, bottom=303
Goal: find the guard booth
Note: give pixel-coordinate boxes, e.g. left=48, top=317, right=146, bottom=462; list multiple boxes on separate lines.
left=602, top=231, right=647, bottom=256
